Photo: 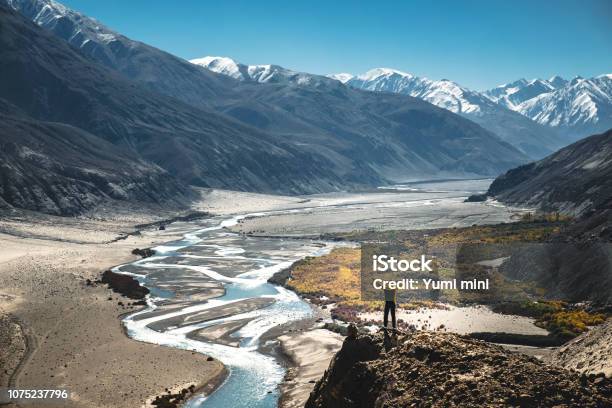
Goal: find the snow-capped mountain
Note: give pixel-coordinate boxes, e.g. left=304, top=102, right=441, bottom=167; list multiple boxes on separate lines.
left=340, top=68, right=491, bottom=115
left=486, top=74, right=612, bottom=139
left=328, top=73, right=354, bottom=83
left=190, top=56, right=246, bottom=80
left=515, top=75, right=612, bottom=138
left=326, top=68, right=568, bottom=159
left=191, top=56, right=337, bottom=87
left=7, top=0, right=121, bottom=63
left=484, top=77, right=568, bottom=110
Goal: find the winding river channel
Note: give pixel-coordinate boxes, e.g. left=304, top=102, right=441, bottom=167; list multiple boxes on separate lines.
left=113, top=213, right=339, bottom=407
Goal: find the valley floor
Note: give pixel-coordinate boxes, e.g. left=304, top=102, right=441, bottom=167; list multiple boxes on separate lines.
left=0, top=189, right=355, bottom=408
left=2, top=185, right=600, bottom=408
left=0, top=206, right=225, bottom=408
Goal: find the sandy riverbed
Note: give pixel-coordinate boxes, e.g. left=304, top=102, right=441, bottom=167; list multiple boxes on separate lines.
left=278, top=329, right=344, bottom=408
left=228, top=192, right=523, bottom=236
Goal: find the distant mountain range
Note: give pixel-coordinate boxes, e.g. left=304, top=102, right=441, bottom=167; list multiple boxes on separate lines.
left=485, top=75, right=612, bottom=139
left=330, top=69, right=612, bottom=144
left=327, top=68, right=575, bottom=158
left=484, top=76, right=568, bottom=109
left=1, top=0, right=531, bottom=215
left=195, top=57, right=590, bottom=160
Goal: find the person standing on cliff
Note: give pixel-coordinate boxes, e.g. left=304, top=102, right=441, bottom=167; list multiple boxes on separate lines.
left=383, top=288, right=397, bottom=330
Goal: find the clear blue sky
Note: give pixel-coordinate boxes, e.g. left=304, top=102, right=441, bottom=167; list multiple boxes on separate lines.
left=61, top=0, right=611, bottom=90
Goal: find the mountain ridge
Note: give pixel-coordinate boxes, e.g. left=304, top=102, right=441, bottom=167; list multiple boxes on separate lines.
left=487, top=129, right=612, bottom=216
left=5, top=0, right=237, bottom=107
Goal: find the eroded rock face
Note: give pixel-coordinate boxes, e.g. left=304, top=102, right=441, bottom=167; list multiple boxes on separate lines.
left=100, top=270, right=149, bottom=300
left=546, top=319, right=612, bottom=377
left=131, top=248, right=155, bottom=258
left=306, top=331, right=612, bottom=408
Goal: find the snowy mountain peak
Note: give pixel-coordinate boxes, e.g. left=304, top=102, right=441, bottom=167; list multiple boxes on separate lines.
left=191, top=56, right=297, bottom=83
left=246, top=63, right=296, bottom=83
left=190, top=55, right=339, bottom=87
left=358, top=67, right=414, bottom=81
left=484, top=76, right=572, bottom=110
left=327, top=73, right=354, bottom=83
left=498, top=74, right=612, bottom=138
left=528, top=78, right=555, bottom=88
left=189, top=56, right=244, bottom=79
left=548, top=75, right=568, bottom=88
left=336, top=66, right=502, bottom=117
left=500, top=78, right=528, bottom=89
left=570, top=76, right=585, bottom=86
left=8, top=0, right=119, bottom=45
left=190, top=56, right=237, bottom=68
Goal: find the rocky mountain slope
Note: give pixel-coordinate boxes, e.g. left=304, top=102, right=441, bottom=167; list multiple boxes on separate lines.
left=545, top=319, right=611, bottom=377
left=0, top=106, right=188, bottom=215
left=487, top=129, right=612, bottom=216
left=486, top=75, right=612, bottom=140
left=496, top=215, right=612, bottom=304
left=487, top=133, right=612, bottom=303
left=306, top=331, right=611, bottom=407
